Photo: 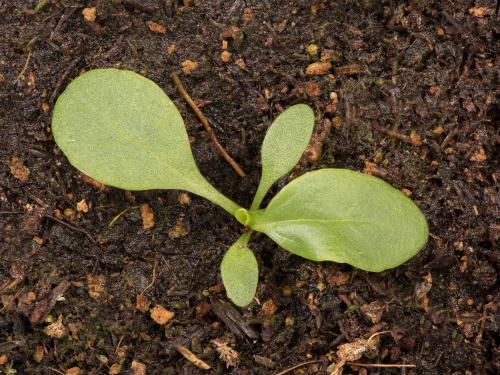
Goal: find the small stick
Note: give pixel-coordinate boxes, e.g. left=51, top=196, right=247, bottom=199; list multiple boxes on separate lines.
left=367, top=330, right=391, bottom=341
left=273, top=360, right=322, bottom=375
left=373, top=124, right=422, bottom=146
left=50, top=56, right=82, bottom=104
left=14, top=51, right=32, bottom=84
left=170, top=73, right=246, bottom=177
left=346, top=362, right=416, bottom=368
left=140, top=255, right=158, bottom=295
left=173, top=342, right=211, bottom=370
left=44, top=214, right=97, bottom=244
left=114, top=335, right=125, bottom=354
left=48, top=368, right=65, bottom=375
left=109, top=206, right=139, bottom=227
left=440, top=128, right=459, bottom=151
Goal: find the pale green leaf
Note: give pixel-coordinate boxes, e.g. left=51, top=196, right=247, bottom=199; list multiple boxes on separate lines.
left=221, top=234, right=258, bottom=307
left=52, top=68, right=239, bottom=215
left=248, top=169, right=428, bottom=272
left=251, top=104, right=314, bottom=210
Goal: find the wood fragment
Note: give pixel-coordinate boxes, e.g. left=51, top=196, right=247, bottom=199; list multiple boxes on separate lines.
left=29, top=280, right=71, bottom=324
left=335, top=64, right=366, bottom=75
left=254, top=355, right=275, bottom=369
left=173, top=342, right=211, bottom=370
left=210, top=296, right=258, bottom=340
left=170, top=73, right=246, bottom=177
left=164, top=327, right=204, bottom=360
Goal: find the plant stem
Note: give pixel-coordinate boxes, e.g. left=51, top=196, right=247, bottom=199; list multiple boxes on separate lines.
left=240, top=230, right=254, bottom=245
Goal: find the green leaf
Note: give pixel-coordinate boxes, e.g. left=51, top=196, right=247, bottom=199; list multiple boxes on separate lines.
left=221, top=233, right=258, bottom=307
left=52, top=68, right=239, bottom=215
left=250, top=104, right=314, bottom=210
left=248, top=169, right=428, bottom=272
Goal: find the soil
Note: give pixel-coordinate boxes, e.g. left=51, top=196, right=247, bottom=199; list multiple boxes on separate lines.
left=0, top=0, right=498, bottom=374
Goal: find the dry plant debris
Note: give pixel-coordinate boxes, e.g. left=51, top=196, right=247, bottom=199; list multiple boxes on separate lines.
left=150, top=305, right=175, bottom=325
left=139, top=203, right=155, bottom=230
left=135, top=294, right=151, bottom=313
left=44, top=315, right=68, bottom=338
left=211, top=338, right=239, bottom=367
left=8, top=157, right=29, bottom=182
left=173, top=342, right=211, bottom=370
left=306, top=61, right=332, bottom=76
left=130, top=360, right=146, bottom=375
left=147, top=21, right=166, bottom=33
left=81, top=7, right=96, bottom=22
left=87, top=274, right=106, bottom=300
left=181, top=60, right=199, bottom=75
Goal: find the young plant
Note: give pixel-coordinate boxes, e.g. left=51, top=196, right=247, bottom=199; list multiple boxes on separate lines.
left=52, top=69, right=429, bottom=307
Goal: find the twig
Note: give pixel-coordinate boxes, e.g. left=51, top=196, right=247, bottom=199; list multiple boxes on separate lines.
left=49, top=367, right=65, bottom=375
left=173, top=342, right=211, bottom=370
left=210, top=296, right=259, bottom=340
left=140, top=255, right=158, bottom=295
left=50, top=56, right=82, bottom=104
left=44, top=214, right=97, bottom=244
left=373, top=124, right=422, bottom=146
left=475, top=309, right=488, bottom=345
left=170, top=73, right=246, bottom=177
left=440, top=128, right=459, bottom=151
left=49, top=7, right=78, bottom=41
left=273, top=360, right=322, bottom=375
left=29, top=280, right=71, bottom=324
left=114, top=335, right=125, bottom=354
left=367, top=330, right=391, bottom=341
left=14, top=52, right=32, bottom=84
left=346, top=362, right=416, bottom=368
left=109, top=206, right=139, bottom=227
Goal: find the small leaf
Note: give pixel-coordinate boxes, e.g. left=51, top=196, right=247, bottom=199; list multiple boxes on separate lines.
left=52, top=69, right=239, bottom=215
left=251, top=104, right=314, bottom=209
left=249, top=169, right=428, bottom=272
left=221, top=235, right=258, bottom=307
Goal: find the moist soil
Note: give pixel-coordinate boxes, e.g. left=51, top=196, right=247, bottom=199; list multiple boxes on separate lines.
left=0, top=1, right=498, bottom=374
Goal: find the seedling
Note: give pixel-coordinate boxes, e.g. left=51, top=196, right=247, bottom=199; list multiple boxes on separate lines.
left=52, top=69, right=428, bottom=307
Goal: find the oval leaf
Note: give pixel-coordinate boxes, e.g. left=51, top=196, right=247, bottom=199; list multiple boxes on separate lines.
left=251, top=104, right=314, bottom=209
left=249, top=169, right=428, bottom=272
left=52, top=69, right=239, bottom=214
left=221, top=236, right=258, bottom=307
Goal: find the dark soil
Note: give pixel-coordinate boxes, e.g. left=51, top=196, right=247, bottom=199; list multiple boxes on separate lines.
left=1, top=0, right=498, bottom=374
